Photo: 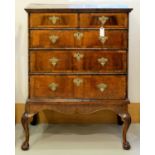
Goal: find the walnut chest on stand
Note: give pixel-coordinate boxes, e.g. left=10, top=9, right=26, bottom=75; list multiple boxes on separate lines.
left=21, top=4, right=133, bottom=150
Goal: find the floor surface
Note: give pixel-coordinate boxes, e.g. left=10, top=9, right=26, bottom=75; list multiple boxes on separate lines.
left=16, top=124, right=140, bottom=155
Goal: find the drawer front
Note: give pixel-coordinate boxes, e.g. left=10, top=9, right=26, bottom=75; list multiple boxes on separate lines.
left=30, top=75, right=126, bottom=99
left=30, top=50, right=127, bottom=73
left=30, top=13, right=78, bottom=28
left=30, top=30, right=127, bottom=48
left=80, top=13, right=128, bottom=28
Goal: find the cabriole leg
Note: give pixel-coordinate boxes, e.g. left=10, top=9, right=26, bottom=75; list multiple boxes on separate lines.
left=21, top=112, right=32, bottom=150
left=119, top=112, right=131, bottom=150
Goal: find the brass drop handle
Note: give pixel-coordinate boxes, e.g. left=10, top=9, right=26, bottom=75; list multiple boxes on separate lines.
left=97, top=83, right=107, bottom=92
left=49, top=57, right=59, bottom=66
left=48, top=82, right=58, bottom=91
left=99, top=36, right=108, bottom=44
left=49, top=16, right=60, bottom=24
left=73, top=52, right=84, bottom=61
left=98, top=16, right=109, bottom=25
left=73, top=78, right=83, bottom=87
left=49, top=35, right=59, bottom=44
left=98, top=57, right=108, bottom=66
left=74, top=32, right=83, bottom=40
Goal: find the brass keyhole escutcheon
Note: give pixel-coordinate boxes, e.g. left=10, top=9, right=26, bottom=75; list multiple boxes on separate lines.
left=98, top=57, right=108, bottom=66
left=73, top=52, right=84, bottom=61
left=49, top=57, right=59, bottom=66
left=74, top=32, right=83, bottom=40
left=49, top=35, right=59, bottom=44
left=48, top=82, right=58, bottom=91
left=73, top=78, right=83, bottom=87
left=97, top=83, right=107, bottom=92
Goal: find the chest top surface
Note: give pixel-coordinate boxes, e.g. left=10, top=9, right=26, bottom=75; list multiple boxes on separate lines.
left=25, top=4, right=133, bottom=13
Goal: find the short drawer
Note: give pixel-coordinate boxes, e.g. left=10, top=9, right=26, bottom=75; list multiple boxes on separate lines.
left=30, top=13, right=78, bottom=28
left=30, top=50, right=127, bottom=73
left=80, top=13, right=128, bottom=28
left=30, top=30, right=127, bottom=49
left=30, top=75, right=127, bottom=99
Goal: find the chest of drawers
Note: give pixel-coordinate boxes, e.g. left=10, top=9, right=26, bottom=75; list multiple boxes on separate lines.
left=21, top=4, right=132, bottom=151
